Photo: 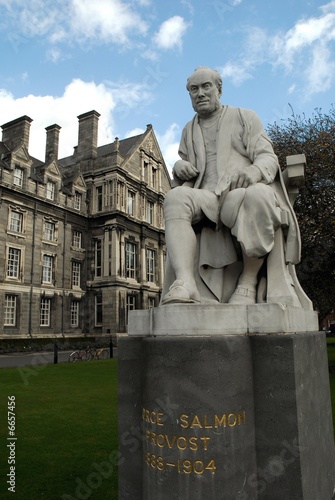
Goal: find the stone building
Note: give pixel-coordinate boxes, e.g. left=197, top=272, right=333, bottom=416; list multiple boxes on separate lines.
left=0, top=111, right=171, bottom=339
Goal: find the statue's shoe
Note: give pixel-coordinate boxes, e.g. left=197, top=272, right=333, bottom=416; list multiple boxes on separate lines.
left=161, top=280, right=200, bottom=305
left=228, top=286, right=256, bottom=305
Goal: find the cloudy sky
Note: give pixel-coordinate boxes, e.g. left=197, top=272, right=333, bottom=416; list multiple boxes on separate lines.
left=0, top=0, right=334, bottom=173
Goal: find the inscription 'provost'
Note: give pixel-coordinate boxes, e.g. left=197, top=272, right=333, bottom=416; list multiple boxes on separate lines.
left=179, top=411, right=246, bottom=429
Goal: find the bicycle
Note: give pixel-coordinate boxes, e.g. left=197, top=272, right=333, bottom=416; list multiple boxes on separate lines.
left=68, top=347, right=93, bottom=362
left=91, top=347, right=109, bottom=360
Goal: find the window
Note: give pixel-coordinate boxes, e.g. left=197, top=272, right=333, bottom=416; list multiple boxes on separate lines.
left=44, top=221, right=55, bottom=241
left=151, top=168, right=156, bottom=189
left=108, top=241, right=113, bottom=276
left=146, top=248, right=155, bottom=282
left=74, top=191, right=82, bottom=210
left=148, top=297, right=155, bottom=309
left=4, top=295, right=17, bottom=326
left=72, top=261, right=81, bottom=288
left=126, top=242, right=136, bottom=279
left=13, top=166, right=24, bottom=187
left=117, top=181, right=125, bottom=208
left=71, top=301, right=79, bottom=327
left=95, top=294, right=103, bottom=326
left=146, top=201, right=154, bottom=224
left=127, top=191, right=135, bottom=215
left=7, top=247, right=21, bottom=279
left=95, top=240, right=102, bottom=278
left=96, top=186, right=103, bottom=212
left=126, top=295, right=136, bottom=324
left=72, top=230, right=82, bottom=249
left=9, top=210, right=23, bottom=233
left=42, top=254, right=54, bottom=283
left=46, top=181, right=55, bottom=200
left=40, top=298, right=51, bottom=326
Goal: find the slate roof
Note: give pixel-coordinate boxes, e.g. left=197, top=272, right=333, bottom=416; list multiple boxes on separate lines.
left=58, top=131, right=146, bottom=170
left=0, top=127, right=160, bottom=189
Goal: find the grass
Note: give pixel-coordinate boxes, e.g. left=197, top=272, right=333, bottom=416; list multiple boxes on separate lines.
left=0, top=360, right=118, bottom=499
left=0, top=344, right=334, bottom=500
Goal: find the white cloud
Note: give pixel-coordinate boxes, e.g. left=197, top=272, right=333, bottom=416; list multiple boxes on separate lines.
left=69, top=0, right=148, bottom=45
left=288, top=83, right=296, bottom=94
left=156, top=123, right=180, bottom=175
left=0, top=78, right=153, bottom=160
left=125, top=127, right=145, bottom=138
left=271, top=3, right=335, bottom=96
left=305, top=42, right=335, bottom=94
left=153, top=16, right=189, bottom=50
left=0, top=0, right=148, bottom=49
left=219, top=61, right=252, bottom=86
left=219, top=1, right=335, bottom=98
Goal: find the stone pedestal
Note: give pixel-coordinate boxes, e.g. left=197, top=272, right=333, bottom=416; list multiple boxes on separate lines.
left=118, top=306, right=335, bottom=499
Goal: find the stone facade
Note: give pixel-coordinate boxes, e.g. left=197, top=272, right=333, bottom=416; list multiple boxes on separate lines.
left=0, top=111, right=170, bottom=338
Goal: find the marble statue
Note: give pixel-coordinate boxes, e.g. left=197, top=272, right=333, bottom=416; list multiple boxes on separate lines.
left=161, top=66, right=312, bottom=310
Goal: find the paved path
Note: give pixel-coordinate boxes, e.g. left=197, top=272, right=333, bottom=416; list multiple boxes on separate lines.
left=0, top=349, right=117, bottom=368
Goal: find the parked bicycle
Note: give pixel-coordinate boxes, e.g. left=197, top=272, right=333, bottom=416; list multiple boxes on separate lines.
left=68, top=347, right=93, bottom=362
left=91, top=347, right=109, bottom=360
left=68, top=346, right=109, bottom=362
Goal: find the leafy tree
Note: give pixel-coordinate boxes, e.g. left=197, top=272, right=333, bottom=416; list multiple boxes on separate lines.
left=267, top=105, right=335, bottom=323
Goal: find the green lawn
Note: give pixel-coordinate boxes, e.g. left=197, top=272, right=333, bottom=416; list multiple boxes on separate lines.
left=0, top=360, right=118, bottom=499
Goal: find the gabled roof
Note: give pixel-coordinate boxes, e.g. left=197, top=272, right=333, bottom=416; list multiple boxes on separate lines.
left=98, top=132, right=146, bottom=159
left=58, top=130, right=147, bottom=168
left=61, top=164, right=86, bottom=190
left=0, top=139, right=44, bottom=177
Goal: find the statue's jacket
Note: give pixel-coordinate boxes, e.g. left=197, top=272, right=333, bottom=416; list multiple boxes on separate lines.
left=165, top=105, right=302, bottom=303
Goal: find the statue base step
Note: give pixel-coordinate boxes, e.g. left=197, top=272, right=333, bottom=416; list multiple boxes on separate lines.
left=128, top=303, right=319, bottom=336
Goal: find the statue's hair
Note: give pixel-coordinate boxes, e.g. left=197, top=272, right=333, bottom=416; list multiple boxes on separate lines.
left=186, top=66, right=222, bottom=94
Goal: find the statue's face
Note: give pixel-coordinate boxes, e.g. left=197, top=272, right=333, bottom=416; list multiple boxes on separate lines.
left=187, top=69, right=221, bottom=117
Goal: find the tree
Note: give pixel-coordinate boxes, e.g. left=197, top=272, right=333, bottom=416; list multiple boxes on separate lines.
left=267, top=105, right=335, bottom=323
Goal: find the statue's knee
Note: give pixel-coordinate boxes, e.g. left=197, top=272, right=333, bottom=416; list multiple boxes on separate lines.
left=164, top=187, right=190, bottom=209
left=164, top=187, right=193, bottom=220
left=244, top=184, right=274, bottom=207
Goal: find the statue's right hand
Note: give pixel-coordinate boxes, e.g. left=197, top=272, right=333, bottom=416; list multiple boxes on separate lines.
left=173, top=160, right=199, bottom=181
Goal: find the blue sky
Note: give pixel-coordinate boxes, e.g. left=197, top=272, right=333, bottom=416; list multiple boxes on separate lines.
left=0, top=0, right=334, bottom=173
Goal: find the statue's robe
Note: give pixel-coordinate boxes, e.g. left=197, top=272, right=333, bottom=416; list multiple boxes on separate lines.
left=162, top=106, right=311, bottom=308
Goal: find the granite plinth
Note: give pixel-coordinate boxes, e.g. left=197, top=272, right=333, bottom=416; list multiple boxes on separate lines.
left=128, top=303, right=319, bottom=336
left=118, top=313, right=335, bottom=499
left=118, top=304, right=335, bottom=500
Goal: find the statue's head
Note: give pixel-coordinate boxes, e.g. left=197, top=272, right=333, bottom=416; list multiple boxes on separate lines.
left=186, top=66, right=222, bottom=117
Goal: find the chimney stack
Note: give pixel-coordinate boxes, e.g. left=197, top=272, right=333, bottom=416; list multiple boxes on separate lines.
left=45, top=124, right=61, bottom=163
left=77, top=110, right=100, bottom=160
left=1, top=115, right=33, bottom=151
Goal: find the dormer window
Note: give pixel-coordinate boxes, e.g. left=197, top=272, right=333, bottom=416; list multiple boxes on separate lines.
left=46, top=181, right=55, bottom=201
left=74, top=191, right=82, bottom=210
left=13, top=166, right=24, bottom=187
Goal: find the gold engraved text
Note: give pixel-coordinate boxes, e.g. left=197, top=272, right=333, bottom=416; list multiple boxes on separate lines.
left=142, top=407, right=164, bottom=426
left=179, top=411, right=246, bottom=429
left=146, top=430, right=210, bottom=451
left=144, top=452, right=216, bottom=475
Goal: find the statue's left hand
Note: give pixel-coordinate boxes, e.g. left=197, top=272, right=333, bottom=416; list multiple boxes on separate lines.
left=230, top=165, right=262, bottom=190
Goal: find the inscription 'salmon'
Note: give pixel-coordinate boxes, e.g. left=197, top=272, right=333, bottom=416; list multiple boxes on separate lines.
left=142, top=407, right=247, bottom=476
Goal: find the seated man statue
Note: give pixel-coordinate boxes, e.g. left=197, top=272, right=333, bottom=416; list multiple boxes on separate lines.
left=161, top=66, right=306, bottom=307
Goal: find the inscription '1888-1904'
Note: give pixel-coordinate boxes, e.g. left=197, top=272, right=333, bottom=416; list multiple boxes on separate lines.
left=142, top=407, right=247, bottom=476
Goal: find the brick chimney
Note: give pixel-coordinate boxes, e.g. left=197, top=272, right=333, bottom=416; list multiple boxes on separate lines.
left=45, top=124, right=61, bottom=162
left=77, top=110, right=100, bottom=159
left=1, top=115, right=33, bottom=151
